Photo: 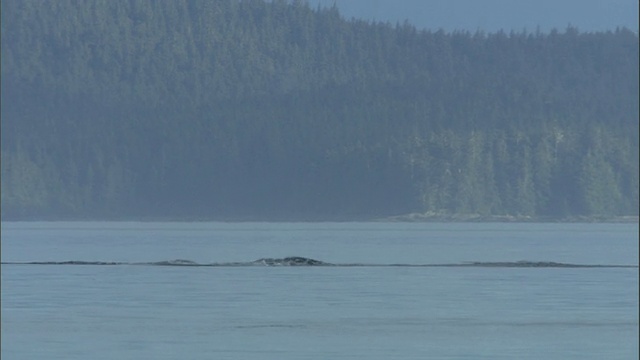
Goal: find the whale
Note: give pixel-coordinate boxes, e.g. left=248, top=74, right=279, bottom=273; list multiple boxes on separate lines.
left=251, top=256, right=331, bottom=266
left=2, top=258, right=635, bottom=268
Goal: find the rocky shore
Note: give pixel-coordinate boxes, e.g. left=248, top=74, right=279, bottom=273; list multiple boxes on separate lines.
left=377, top=212, right=639, bottom=223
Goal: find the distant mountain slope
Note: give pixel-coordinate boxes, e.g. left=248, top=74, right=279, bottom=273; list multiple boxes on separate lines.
left=1, top=0, right=638, bottom=220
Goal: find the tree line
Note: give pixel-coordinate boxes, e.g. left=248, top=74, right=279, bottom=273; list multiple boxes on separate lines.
left=1, top=0, right=638, bottom=220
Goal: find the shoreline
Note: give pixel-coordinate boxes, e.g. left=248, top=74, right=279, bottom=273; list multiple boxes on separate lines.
left=377, top=213, right=640, bottom=223
left=1, top=214, right=638, bottom=223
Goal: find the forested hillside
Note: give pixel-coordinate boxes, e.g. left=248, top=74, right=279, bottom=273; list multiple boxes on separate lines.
left=1, top=0, right=638, bottom=220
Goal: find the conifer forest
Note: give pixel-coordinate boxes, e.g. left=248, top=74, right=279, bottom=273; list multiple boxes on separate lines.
left=1, top=0, right=638, bottom=220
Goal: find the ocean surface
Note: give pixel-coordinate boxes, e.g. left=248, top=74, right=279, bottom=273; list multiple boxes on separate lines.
left=1, top=222, right=638, bottom=359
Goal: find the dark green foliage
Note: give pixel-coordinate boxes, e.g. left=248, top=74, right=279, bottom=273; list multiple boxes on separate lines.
left=1, top=0, right=638, bottom=220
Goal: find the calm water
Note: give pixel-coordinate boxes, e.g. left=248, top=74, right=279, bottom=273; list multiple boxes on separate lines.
left=1, top=222, right=638, bottom=359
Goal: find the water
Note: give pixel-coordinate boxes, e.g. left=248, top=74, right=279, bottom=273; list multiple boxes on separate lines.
left=1, top=222, right=638, bottom=359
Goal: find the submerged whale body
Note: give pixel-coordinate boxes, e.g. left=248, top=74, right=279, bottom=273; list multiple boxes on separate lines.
left=151, top=259, right=199, bottom=266
left=251, top=256, right=330, bottom=266
left=3, top=258, right=636, bottom=268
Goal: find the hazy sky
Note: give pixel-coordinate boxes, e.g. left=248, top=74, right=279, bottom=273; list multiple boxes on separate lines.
left=314, top=0, right=639, bottom=33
